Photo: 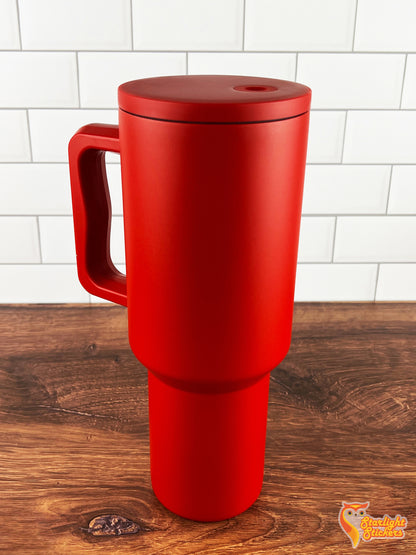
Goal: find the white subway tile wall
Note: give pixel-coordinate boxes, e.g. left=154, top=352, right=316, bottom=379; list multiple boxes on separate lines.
left=0, top=52, right=78, bottom=108
left=188, top=53, right=296, bottom=80
left=245, top=0, right=356, bottom=51
left=298, top=217, right=335, bottom=262
left=132, top=0, right=244, bottom=51
left=334, top=216, right=416, bottom=262
left=0, top=0, right=20, bottom=49
left=343, top=111, right=416, bottom=163
left=303, top=165, right=391, bottom=214
left=295, top=264, right=378, bottom=302
left=0, top=111, right=31, bottom=161
left=0, top=217, right=40, bottom=263
left=402, top=55, right=416, bottom=108
left=38, top=215, right=125, bottom=265
left=0, top=164, right=72, bottom=215
left=306, top=111, right=346, bottom=163
left=354, top=0, right=416, bottom=52
left=18, top=0, right=132, bottom=50
left=38, top=216, right=76, bottom=264
left=0, top=0, right=414, bottom=302
left=29, top=109, right=118, bottom=162
left=388, top=166, right=416, bottom=214
left=0, top=265, right=89, bottom=303
left=78, top=52, right=186, bottom=108
left=105, top=161, right=123, bottom=215
left=297, top=54, right=405, bottom=109
left=376, top=264, right=416, bottom=301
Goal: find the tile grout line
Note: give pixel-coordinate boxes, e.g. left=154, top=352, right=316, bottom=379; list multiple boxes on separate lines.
left=130, top=0, right=134, bottom=50
left=186, top=51, right=188, bottom=74
left=0, top=108, right=120, bottom=111
left=0, top=215, right=125, bottom=218
left=2, top=213, right=416, bottom=218
left=75, top=52, right=81, bottom=108
left=373, top=264, right=380, bottom=301
left=36, top=216, right=43, bottom=263
left=385, top=165, right=393, bottom=214
left=1, top=49, right=416, bottom=54
left=352, top=0, right=359, bottom=51
left=0, top=262, right=125, bottom=267
left=307, top=161, right=416, bottom=165
left=2, top=261, right=414, bottom=266
left=399, top=53, right=408, bottom=108
left=15, top=0, right=22, bottom=49
left=340, top=110, right=348, bottom=163
left=3, top=108, right=416, bottom=112
left=25, top=109, right=33, bottom=162
left=331, top=217, right=338, bottom=262
left=294, top=52, right=298, bottom=80
left=1, top=161, right=416, bottom=167
left=242, top=0, right=246, bottom=50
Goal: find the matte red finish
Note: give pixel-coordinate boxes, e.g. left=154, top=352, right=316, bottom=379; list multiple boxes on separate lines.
left=68, top=75, right=311, bottom=522
left=119, top=74, right=311, bottom=122
left=148, top=371, right=270, bottom=522
left=68, top=124, right=127, bottom=306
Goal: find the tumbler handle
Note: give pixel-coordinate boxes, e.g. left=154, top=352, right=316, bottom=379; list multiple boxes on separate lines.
left=68, top=123, right=127, bottom=306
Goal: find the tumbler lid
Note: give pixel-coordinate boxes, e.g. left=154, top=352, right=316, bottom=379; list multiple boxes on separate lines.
left=118, top=75, right=311, bottom=123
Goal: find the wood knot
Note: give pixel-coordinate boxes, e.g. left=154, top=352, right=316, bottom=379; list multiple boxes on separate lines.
left=87, top=343, right=98, bottom=354
left=84, top=515, right=145, bottom=536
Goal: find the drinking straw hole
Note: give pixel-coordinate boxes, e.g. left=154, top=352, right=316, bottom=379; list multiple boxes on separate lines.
left=233, top=85, right=278, bottom=93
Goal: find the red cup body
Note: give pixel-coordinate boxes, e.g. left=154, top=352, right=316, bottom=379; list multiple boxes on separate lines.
left=119, top=110, right=309, bottom=385
left=69, top=76, right=310, bottom=521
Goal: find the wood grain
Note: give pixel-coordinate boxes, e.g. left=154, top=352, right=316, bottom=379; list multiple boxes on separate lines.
left=0, top=303, right=415, bottom=554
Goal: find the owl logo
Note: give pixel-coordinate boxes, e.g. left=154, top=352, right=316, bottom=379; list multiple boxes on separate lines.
left=338, top=501, right=369, bottom=548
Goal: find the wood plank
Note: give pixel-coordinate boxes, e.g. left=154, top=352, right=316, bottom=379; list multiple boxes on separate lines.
left=0, top=303, right=415, bottom=553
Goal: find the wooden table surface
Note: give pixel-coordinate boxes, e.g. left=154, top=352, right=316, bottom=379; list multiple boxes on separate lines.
left=1, top=303, right=415, bottom=554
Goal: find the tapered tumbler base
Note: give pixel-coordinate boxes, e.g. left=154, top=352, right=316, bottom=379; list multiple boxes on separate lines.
left=147, top=370, right=270, bottom=522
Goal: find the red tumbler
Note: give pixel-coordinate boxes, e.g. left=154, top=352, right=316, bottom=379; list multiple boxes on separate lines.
left=68, top=75, right=311, bottom=522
